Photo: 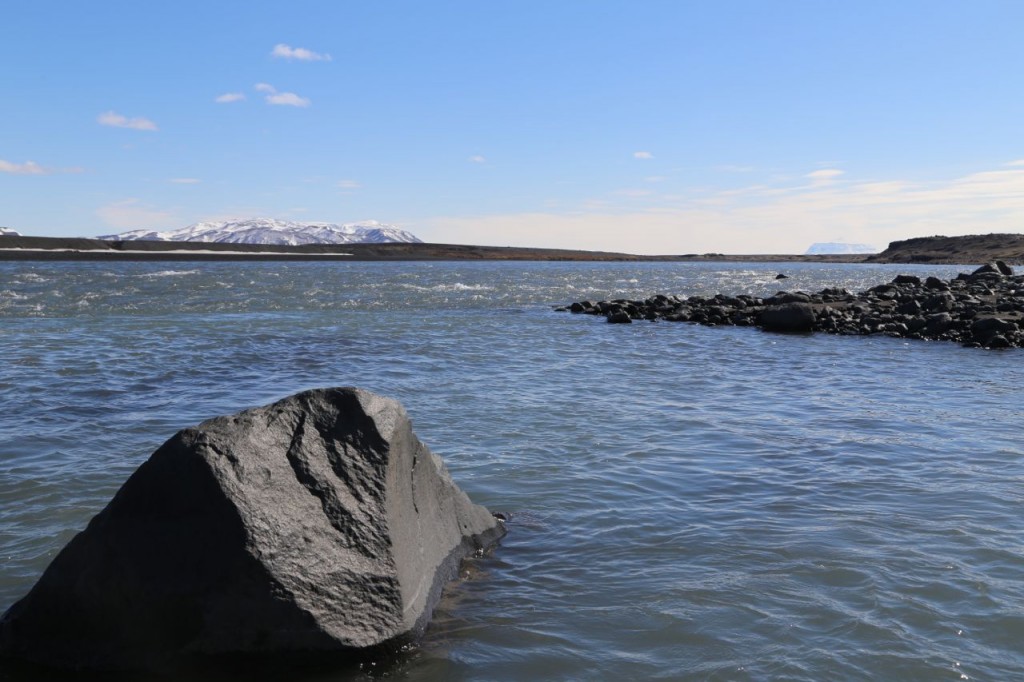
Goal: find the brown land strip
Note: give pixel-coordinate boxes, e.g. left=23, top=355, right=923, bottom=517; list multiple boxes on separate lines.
left=1, top=233, right=1022, bottom=264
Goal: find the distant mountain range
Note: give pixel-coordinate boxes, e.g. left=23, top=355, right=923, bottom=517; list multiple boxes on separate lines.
left=98, top=218, right=421, bottom=246
left=805, top=242, right=877, bottom=255
left=0, top=227, right=21, bottom=237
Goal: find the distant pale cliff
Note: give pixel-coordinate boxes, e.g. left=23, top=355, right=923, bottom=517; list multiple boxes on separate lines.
left=805, top=242, right=876, bottom=255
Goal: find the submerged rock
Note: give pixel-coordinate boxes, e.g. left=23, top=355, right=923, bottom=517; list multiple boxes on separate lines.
left=0, top=388, right=504, bottom=671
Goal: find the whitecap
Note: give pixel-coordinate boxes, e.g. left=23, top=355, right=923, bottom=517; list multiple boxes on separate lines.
left=138, top=270, right=199, bottom=278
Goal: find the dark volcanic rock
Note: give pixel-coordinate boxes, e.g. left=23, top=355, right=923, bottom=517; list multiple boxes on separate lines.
left=759, top=303, right=816, bottom=332
left=0, top=388, right=504, bottom=672
left=560, top=268, right=1024, bottom=349
left=973, top=261, right=1014, bottom=277
left=606, top=310, right=632, bottom=323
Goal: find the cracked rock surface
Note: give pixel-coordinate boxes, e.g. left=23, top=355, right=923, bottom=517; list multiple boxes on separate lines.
left=0, top=388, right=504, bottom=671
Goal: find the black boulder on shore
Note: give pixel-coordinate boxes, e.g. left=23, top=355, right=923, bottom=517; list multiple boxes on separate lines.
left=0, top=388, right=505, bottom=672
left=560, top=262, right=1024, bottom=349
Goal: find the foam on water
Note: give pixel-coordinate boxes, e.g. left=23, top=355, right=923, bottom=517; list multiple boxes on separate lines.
left=1, top=260, right=1022, bottom=681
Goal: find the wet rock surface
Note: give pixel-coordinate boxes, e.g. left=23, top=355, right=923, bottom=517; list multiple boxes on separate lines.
left=559, top=262, right=1024, bottom=349
left=0, top=388, right=505, bottom=672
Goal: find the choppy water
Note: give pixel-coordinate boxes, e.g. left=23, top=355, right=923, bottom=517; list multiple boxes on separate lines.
left=1, top=261, right=1022, bottom=681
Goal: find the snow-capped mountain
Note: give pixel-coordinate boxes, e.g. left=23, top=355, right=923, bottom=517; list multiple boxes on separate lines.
left=98, top=219, right=421, bottom=246
left=805, top=242, right=876, bottom=255
left=0, top=227, right=21, bottom=237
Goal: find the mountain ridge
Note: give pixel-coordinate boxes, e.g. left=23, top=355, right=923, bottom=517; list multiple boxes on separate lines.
left=98, top=218, right=421, bottom=246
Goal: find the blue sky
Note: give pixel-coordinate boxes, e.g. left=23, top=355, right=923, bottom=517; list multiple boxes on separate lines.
left=2, top=1, right=1023, bottom=253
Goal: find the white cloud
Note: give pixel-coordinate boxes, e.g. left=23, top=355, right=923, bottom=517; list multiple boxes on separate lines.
left=215, top=92, right=246, bottom=103
left=0, top=159, right=46, bottom=175
left=271, top=43, right=332, bottom=62
left=806, top=168, right=844, bottom=186
left=254, top=83, right=310, bottom=107
left=97, top=110, right=158, bottom=131
left=337, top=179, right=361, bottom=189
left=96, top=199, right=177, bottom=230
left=266, top=92, right=311, bottom=107
left=633, top=151, right=653, bottom=160
left=469, top=155, right=486, bottom=163
left=0, top=159, right=83, bottom=175
left=170, top=178, right=201, bottom=184
left=420, top=164, right=1024, bottom=255
left=1007, top=159, right=1024, bottom=167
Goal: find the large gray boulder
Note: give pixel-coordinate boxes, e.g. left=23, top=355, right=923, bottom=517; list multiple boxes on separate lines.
left=0, top=388, right=504, bottom=671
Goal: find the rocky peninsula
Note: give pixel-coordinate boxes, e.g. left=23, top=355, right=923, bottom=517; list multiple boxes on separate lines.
left=560, top=261, right=1024, bottom=349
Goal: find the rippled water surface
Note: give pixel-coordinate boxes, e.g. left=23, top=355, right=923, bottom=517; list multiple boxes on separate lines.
left=2, top=261, right=1022, bottom=681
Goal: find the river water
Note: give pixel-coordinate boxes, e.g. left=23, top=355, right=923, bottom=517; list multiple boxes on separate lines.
left=1, top=260, right=1022, bottom=681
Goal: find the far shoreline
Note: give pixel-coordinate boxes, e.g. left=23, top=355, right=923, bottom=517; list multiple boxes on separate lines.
left=1, top=233, right=1021, bottom=265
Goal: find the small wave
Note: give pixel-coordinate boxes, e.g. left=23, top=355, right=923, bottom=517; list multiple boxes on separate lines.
left=400, top=282, right=494, bottom=292
left=138, top=270, right=199, bottom=278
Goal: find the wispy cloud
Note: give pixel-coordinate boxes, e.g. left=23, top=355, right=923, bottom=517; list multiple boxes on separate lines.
left=1007, top=159, right=1024, bottom=167
left=337, top=179, right=361, bottom=189
left=422, top=163, right=1024, bottom=255
left=633, top=151, right=653, bottom=160
left=170, top=178, right=201, bottom=184
left=271, top=43, right=332, bottom=62
left=468, top=155, right=486, bottom=163
left=215, top=92, right=246, bottom=103
left=806, top=168, right=844, bottom=186
left=254, top=83, right=310, bottom=107
left=0, top=159, right=46, bottom=175
left=97, top=111, right=158, bottom=131
left=266, top=92, right=310, bottom=107
left=96, top=199, right=176, bottom=230
left=0, top=159, right=83, bottom=175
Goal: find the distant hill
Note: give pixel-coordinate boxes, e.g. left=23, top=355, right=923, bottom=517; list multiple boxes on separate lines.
left=868, top=233, right=1024, bottom=264
left=0, top=227, right=21, bottom=237
left=805, top=242, right=876, bottom=255
left=98, top=218, right=421, bottom=246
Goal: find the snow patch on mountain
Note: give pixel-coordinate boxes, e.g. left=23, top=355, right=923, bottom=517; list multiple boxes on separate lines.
left=98, top=218, right=421, bottom=245
left=0, top=227, right=22, bottom=237
left=805, top=242, right=877, bottom=255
